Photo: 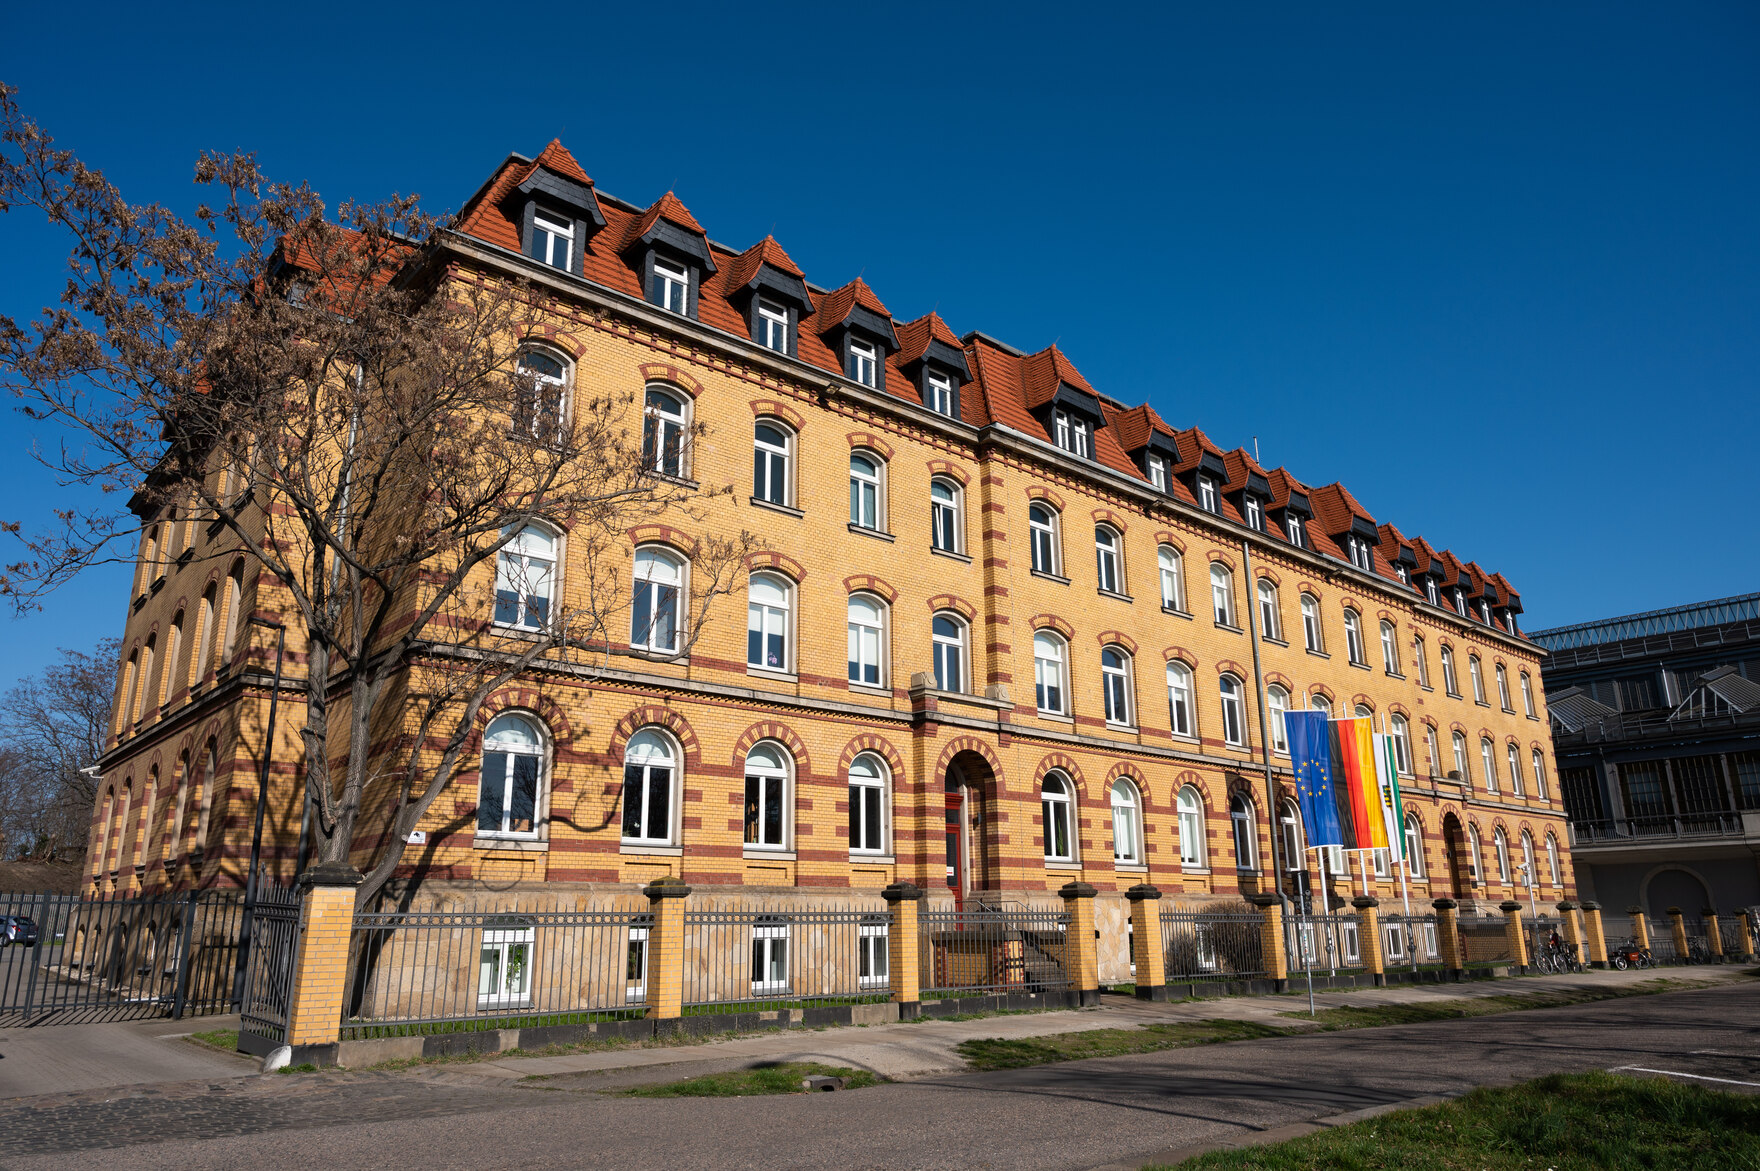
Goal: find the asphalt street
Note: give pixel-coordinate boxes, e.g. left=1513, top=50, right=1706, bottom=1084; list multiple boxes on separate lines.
left=2, top=981, right=1755, bottom=1170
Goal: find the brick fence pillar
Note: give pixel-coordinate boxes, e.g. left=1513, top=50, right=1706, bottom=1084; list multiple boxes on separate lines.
left=1059, top=882, right=1100, bottom=1006
left=1353, top=896, right=1384, bottom=985
left=1626, top=906, right=1651, bottom=954
left=284, top=862, right=362, bottom=1050
left=1500, top=901, right=1528, bottom=971
left=1667, top=906, right=1689, bottom=962
left=1125, top=884, right=1166, bottom=1000
left=1555, top=900, right=1585, bottom=967
left=1581, top=901, right=1609, bottom=967
left=883, top=882, right=924, bottom=1016
left=1432, top=898, right=1463, bottom=980
left=1248, top=893, right=1288, bottom=989
left=1734, top=911, right=1756, bottom=962
left=643, top=877, right=690, bottom=1022
left=1703, top=908, right=1724, bottom=961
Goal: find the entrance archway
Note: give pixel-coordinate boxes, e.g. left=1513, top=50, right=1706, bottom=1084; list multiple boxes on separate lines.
left=1644, top=868, right=1712, bottom=920
left=1441, top=813, right=1469, bottom=900
left=944, top=751, right=998, bottom=907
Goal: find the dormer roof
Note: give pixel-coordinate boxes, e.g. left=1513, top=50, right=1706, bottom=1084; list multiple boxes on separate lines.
left=1222, top=449, right=1273, bottom=499
left=1311, top=482, right=1381, bottom=544
left=809, top=277, right=898, bottom=350
left=722, top=235, right=811, bottom=311
left=622, top=191, right=716, bottom=272
left=1020, top=345, right=1100, bottom=411
left=895, top=312, right=970, bottom=380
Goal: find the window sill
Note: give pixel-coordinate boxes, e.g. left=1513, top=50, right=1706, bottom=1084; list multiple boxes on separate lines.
left=1419, top=684, right=1434, bottom=692
left=930, top=546, right=972, bottom=564
left=1114, top=862, right=1148, bottom=873
left=849, top=524, right=895, bottom=542
left=750, top=497, right=803, bottom=518
left=1385, top=671, right=1405, bottom=680
left=1180, top=865, right=1212, bottom=876
left=1098, top=589, right=1133, bottom=604
left=1214, top=622, right=1244, bottom=634
left=620, top=844, right=682, bottom=857
left=1035, top=710, right=1075, bottom=724
left=176, top=547, right=194, bottom=565
left=1262, top=636, right=1288, bottom=648
left=747, top=667, right=799, bottom=684
left=744, top=848, right=796, bottom=861
left=474, top=836, right=548, bottom=852
left=1501, top=707, right=1516, bottom=715
left=1445, top=691, right=1462, bottom=700
left=1235, top=868, right=1261, bottom=877
left=1475, top=699, right=1491, bottom=708
left=848, top=683, right=893, bottom=699
left=1526, top=714, right=1540, bottom=721
left=850, top=853, right=895, bottom=864
left=1105, top=722, right=1139, bottom=734
left=1031, top=570, right=1070, bottom=586
left=1045, top=860, right=1083, bottom=871
left=646, top=471, right=699, bottom=490
left=1349, top=660, right=1373, bottom=671
left=1306, top=648, right=1330, bottom=659
left=1162, top=605, right=1193, bottom=620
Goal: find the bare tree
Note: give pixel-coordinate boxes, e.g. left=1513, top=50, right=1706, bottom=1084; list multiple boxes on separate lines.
left=0, top=85, right=757, bottom=905
left=0, top=638, right=116, bottom=861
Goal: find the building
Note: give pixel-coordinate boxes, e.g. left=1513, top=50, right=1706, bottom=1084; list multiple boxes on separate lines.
left=85, top=140, right=1568, bottom=981
left=1532, top=593, right=1760, bottom=917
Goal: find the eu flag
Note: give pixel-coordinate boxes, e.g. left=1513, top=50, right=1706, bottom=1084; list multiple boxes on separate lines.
left=1286, top=710, right=1343, bottom=847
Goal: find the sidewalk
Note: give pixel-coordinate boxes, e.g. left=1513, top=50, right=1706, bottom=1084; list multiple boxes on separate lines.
left=412, top=965, right=1751, bottom=1091
left=0, top=1013, right=256, bottom=1098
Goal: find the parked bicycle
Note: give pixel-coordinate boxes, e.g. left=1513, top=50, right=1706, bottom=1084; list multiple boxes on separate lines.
left=1609, top=936, right=1654, bottom=970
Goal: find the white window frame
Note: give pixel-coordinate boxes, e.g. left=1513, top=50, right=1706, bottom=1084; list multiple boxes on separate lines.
left=848, top=753, right=889, bottom=855
left=1496, top=664, right=1513, bottom=710
left=1426, top=578, right=1440, bottom=606
left=1041, top=773, right=1075, bottom=862
left=931, top=479, right=962, bottom=553
left=1286, top=512, right=1305, bottom=546
left=1403, top=816, right=1424, bottom=876
left=858, top=919, right=889, bottom=988
left=1425, top=723, right=1441, bottom=777
left=1101, top=646, right=1134, bottom=727
left=1029, top=504, right=1061, bottom=576
left=1267, top=685, right=1290, bottom=755
left=514, top=349, right=568, bottom=440
left=1219, top=674, right=1246, bottom=747
left=1507, top=743, right=1524, bottom=796
left=1167, top=661, right=1195, bottom=737
left=1391, top=715, right=1412, bottom=775
left=626, top=925, right=649, bottom=1003
left=478, top=714, right=546, bottom=841
left=1470, top=655, right=1486, bottom=703
left=1034, top=631, right=1068, bottom=715
left=747, top=572, right=792, bottom=673
left=621, top=728, right=677, bottom=846
left=1495, top=830, right=1511, bottom=884
left=630, top=545, right=684, bottom=654
left=847, top=593, right=886, bottom=688
left=931, top=612, right=967, bottom=694
left=1230, top=795, right=1257, bottom=872
left=849, top=452, right=883, bottom=530
left=1380, top=621, right=1399, bottom=674
left=1343, top=609, right=1366, bottom=665
left=1414, top=636, right=1430, bottom=687
left=1111, top=779, right=1143, bottom=865
left=753, top=420, right=792, bottom=506
left=1441, top=645, right=1459, bottom=695
left=1301, top=593, right=1322, bottom=651
left=532, top=208, right=573, bottom=271
left=1481, top=738, right=1499, bottom=794
left=1521, top=672, right=1537, bottom=718
left=653, top=257, right=690, bottom=314
left=847, top=339, right=878, bottom=388
left=756, top=299, right=789, bottom=353
left=478, top=927, right=534, bottom=1008
left=1532, top=749, right=1547, bottom=799
left=1467, top=824, right=1483, bottom=883
left=750, top=921, right=790, bottom=993
left=1211, top=563, right=1235, bottom=627
left=643, top=386, right=689, bottom=477
left=1053, top=409, right=1091, bottom=458
left=1546, top=835, right=1561, bottom=885
left=494, top=525, right=557, bottom=632
left=1257, top=579, right=1280, bottom=639
left=1177, top=786, right=1206, bottom=868
left=925, top=370, right=955, bottom=417
left=1094, top=526, right=1122, bottom=594
left=1245, top=496, right=1263, bottom=531
left=1158, top=545, right=1185, bottom=610
left=1453, top=731, right=1470, bottom=780
left=744, top=743, right=792, bottom=850
left=1146, top=454, right=1168, bottom=492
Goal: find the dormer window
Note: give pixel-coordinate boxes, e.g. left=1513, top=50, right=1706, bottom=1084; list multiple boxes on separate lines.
left=1147, top=455, right=1168, bottom=492
left=1396, top=564, right=1409, bottom=585
left=1479, top=600, right=1492, bottom=625
left=1198, top=478, right=1218, bottom=513
left=1286, top=513, right=1305, bottom=546
left=1346, top=536, right=1373, bottom=572
left=652, top=259, right=690, bottom=314
left=848, top=339, right=879, bottom=388
left=926, top=371, right=956, bottom=418
left=756, top=300, right=789, bottom=353
left=1426, top=578, right=1439, bottom=606
left=1053, top=409, right=1091, bottom=458
left=1244, top=496, right=1263, bottom=531
left=1453, top=587, right=1466, bottom=616
left=531, top=209, right=574, bottom=271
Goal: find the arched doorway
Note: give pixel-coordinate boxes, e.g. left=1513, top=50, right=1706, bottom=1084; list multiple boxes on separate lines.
left=944, top=752, right=998, bottom=907
left=1441, top=813, right=1469, bottom=899
left=1644, top=868, right=1711, bottom=920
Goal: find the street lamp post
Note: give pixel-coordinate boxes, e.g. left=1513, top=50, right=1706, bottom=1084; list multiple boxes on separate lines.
left=230, top=618, right=286, bottom=1010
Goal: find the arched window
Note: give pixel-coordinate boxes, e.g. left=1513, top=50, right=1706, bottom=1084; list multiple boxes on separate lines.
left=1267, top=684, right=1290, bottom=754
left=1312, top=693, right=1332, bottom=718
left=1520, top=831, right=1536, bottom=889
left=1158, top=545, right=1185, bottom=610
left=1343, top=609, right=1366, bottom=666
left=1355, top=703, right=1373, bottom=719
left=1300, top=593, right=1322, bottom=652
left=744, top=742, right=791, bottom=849
left=621, top=728, right=677, bottom=845
left=1279, top=801, right=1304, bottom=872
left=932, top=613, right=967, bottom=693
left=930, top=478, right=962, bottom=553
left=1211, top=564, right=1236, bottom=626
left=1469, top=655, right=1486, bottom=703
left=136, top=636, right=156, bottom=722
left=1480, top=738, right=1498, bottom=793
left=1531, top=749, right=1548, bottom=799
left=161, top=612, right=183, bottom=707
left=631, top=546, right=683, bottom=653
left=849, top=452, right=883, bottom=531
left=643, top=386, right=688, bottom=477
left=479, top=713, right=546, bottom=839
left=846, top=594, right=886, bottom=687
left=753, top=420, right=792, bottom=506
left=1034, top=631, right=1068, bottom=715
left=1452, top=731, right=1469, bottom=779
left=848, top=753, right=889, bottom=855
left=1413, top=633, right=1430, bottom=687
left=1390, top=714, right=1412, bottom=774
left=1111, top=779, right=1142, bottom=864
left=191, top=742, right=217, bottom=856
left=1230, top=795, right=1257, bottom=872
left=1177, top=786, right=1206, bottom=867
left=747, top=572, right=792, bottom=672
left=117, top=651, right=138, bottom=734
left=1041, top=773, right=1074, bottom=862
left=1166, top=660, right=1194, bottom=736
left=194, top=584, right=216, bottom=685
left=1219, top=674, right=1245, bottom=746
left=1403, top=816, right=1425, bottom=877
left=1440, top=645, right=1458, bottom=695
left=1466, top=823, right=1483, bottom=883
left=169, top=751, right=192, bottom=862
left=1507, top=743, right=1524, bottom=796
left=1521, top=671, right=1537, bottom=719
left=1094, top=526, right=1122, bottom=594
left=1493, top=829, right=1511, bottom=883
left=1379, top=621, right=1399, bottom=674
left=1545, top=833, right=1561, bottom=886
left=495, top=524, right=557, bottom=631
left=1029, top=503, right=1060, bottom=576
left=1257, top=579, right=1280, bottom=640
left=1101, top=646, right=1134, bottom=727
left=513, top=349, right=567, bottom=440
left=1496, top=663, right=1512, bottom=710
left=1424, top=723, right=1441, bottom=777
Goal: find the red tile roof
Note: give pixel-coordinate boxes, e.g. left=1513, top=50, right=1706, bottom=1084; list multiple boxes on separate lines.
left=623, top=191, right=707, bottom=248
left=533, top=139, right=591, bottom=186
left=1110, top=403, right=1176, bottom=452
left=894, top=311, right=962, bottom=366
left=723, top=234, right=805, bottom=286
left=1019, top=345, right=1098, bottom=409
left=808, top=277, right=892, bottom=331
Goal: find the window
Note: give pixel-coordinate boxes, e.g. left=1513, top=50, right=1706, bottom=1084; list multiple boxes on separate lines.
left=1257, top=579, right=1280, bottom=639
left=747, top=572, right=791, bottom=672
left=1395, top=564, right=1410, bottom=585
left=1280, top=802, right=1304, bottom=871
left=1403, top=816, right=1424, bottom=876
left=1029, top=504, right=1061, bottom=576
left=621, top=729, right=676, bottom=845
left=1481, top=738, right=1498, bottom=794
left=756, top=299, right=789, bottom=353
left=1355, top=703, right=1373, bottom=721
left=1286, top=512, right=1305, bottom=546
left=925, top=370, right=955, bottom=417
left=1267, top=685, right=1289, bottom=754
left=858, top=918, right=889, bottom=988
left=1496, top=664, right=1513, bottom=711
left=1146, top=454, right=1168, bottom=492
left=847, top=594, right=885, bottom=687
left=161, top=614, right=183, bottom=707
left=849, top=753, right=888, bottom=854
left=1453, top=587, right=1467, bottom=617
left=478, top=926, right=533, bottom=1008
left=743, top=743, right=790, bottom=849
left=630, top=546, right=683, bottom=653
left=1343, top=609, right=1366, bottom=665
left=1480, top=599, right=1493, bottom=625
left=1161, top=661, right=1196, bottom=737
left=531, top=207, right=573, bottom=271
left=931, top=479, right=961, bottom=553
left=849, top=453, right=882, bottom=530
left=1521, top=672, right=1537, bottom=718
left=1301, top=594, right=1323, bottom=652
left=642, top=387, right=688, bottom=477
left=1034, top=631, right=1068, bottom=714
left=652, top=257, right=690, bottom=314
left=1426, top=578, right=1440, bottom=606
left=513, top=349, right=566, bottom=440
left=1112, top=780, right=1142, bottom=864
left=1466, top=824, right=1483, bottom=883
left=193, top=585, right=215, bottom=686
left=1311, top=693, right=1332, bottom=718
left=1245, top=496, right=1263, bottom=531
left=1219, top=675, right=1246, bottom=746
left=1413, top=635, right=1429, bottom=687
left=1226, top=795, right=1256, bottom=870
left=1469, top=656, right=1486, bottom=703
left=931, top=613, right=966, bottom=693
left=1507, top=743, right=1524, bottom=796
left=626, top=926, right=648, bottom=1002
left=1391, top=714, right=1412, bottom=775
left=1440, top=645, right=1459, bottom=695
left=1053, top=409, right=1091, bottom=458
left=1532, top=749, right=1548, bottom=799
left=478, top=714, right=544, bottom=839
left=1346, top=535, right=1373, bottom=572
left=1452, top=731, right=1469, bottom=780
left=1101, top=646, right=1134, bottom=726
left=751, top=920, right=789, bottom=993
left=1094, top=526, right=1122, bottom=594
left=494, top=525, right=556, bottom=631
left=1211, top=564, right=1236, bottom=626
left=1494, top=829, right=1511, bottom=884
left=1177, top=786, right=1206, bottom=867
left=753, top=421, right=791, bottom=505
left=1545, top=834, right=1561, bottom=885
left=847, top=338, right=878, bottom=388
left=1425, top=723, right=1440, bottom=777
left=1193, top=477, right=1215, bottom=513
left=1380, top=621, right=1399, bottom=674
left=1373, top=845, right=1390, bottom=877
left=1158, top=545, right=1185, bottom=610
left=1041, top=773, right=1075, bottom=861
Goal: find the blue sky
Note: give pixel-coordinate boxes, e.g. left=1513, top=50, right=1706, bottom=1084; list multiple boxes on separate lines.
left=1, top=2, right=1755, bottom=692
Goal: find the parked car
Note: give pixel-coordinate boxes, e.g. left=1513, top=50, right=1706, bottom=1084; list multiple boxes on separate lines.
left=0, top=916, right=39, bottom=948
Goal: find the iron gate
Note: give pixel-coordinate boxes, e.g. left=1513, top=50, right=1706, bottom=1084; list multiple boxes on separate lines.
left=239, top=884, right=302, bottom=1046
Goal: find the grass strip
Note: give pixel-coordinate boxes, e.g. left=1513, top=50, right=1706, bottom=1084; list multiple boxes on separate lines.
left=183, top=1028, right=239, bottom=1053
left=958, top=1019, right=1289, bottom=1071
left=1157, top=1070, right=1760, bottom=1170
left=619, top=1060, right=883, bottom=1097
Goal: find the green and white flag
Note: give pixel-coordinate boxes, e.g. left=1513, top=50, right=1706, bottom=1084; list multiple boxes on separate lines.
left=1372, top=733, right=1406, bottom=863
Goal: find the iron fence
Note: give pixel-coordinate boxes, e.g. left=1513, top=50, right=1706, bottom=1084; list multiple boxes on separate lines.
left=1457, top=914, right=1515, bottom=966
left=1678, top=917, right=1712, bottom=963
left=1159, top=909, right=1266, bottom=981
left=919, top=906, right=1071, bottom=997
left=1525, top=916, right=1571, bottom=970
left=341, top=907, right=651, bottom=1038
left=1382, top=913, right=1441, bottom=966
left=238, top=884, right=301, bottom=1044
left=1287, top=914, right=1364, bottom=972
left=683, top=907, right=890, bottom=1012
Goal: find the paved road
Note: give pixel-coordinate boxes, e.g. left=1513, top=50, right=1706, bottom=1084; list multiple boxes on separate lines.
left=1, top=981, right=1753, bottom=1170
left=0, top=1013, right=254, bottom=1098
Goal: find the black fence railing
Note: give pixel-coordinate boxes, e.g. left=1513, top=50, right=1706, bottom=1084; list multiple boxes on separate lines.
left=1382, top=913, right=1441, bottom=966
left=1286, top=914, right=1364, bottom=972
left=1571, top=813, right=1748, bottom=843
left=919, top=906, right=1071, bottom=997
left=683, top=907, right=890, bottom=1013
left=1159, top=909, right=1266, bottom=981
left=238, top=884, right=301, bottom=1044
left=1458, top=915, right=1515, bottom=966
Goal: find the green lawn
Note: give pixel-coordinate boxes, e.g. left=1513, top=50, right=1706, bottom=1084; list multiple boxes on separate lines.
left=1158, top=1071, right=1760, bottom=1170
left=184, top=1028, right=239, bottom=1053
left=619, top=1060, right=884, bottom=1097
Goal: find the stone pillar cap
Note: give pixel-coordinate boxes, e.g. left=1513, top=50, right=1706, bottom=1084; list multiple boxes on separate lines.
left=299, top=862, right=364, bottom=889
left=882, top=882, right=926, bottom=903
left=1247, top=893, right=1281, bottom=908
left=1666, top=905, right=1684, bottom=916
left=1498, top=901, right=1524, bottom=913
left=1701, top=907, right=1719, bottom=917
left=1580, top=901, right=1601, bottom=911
left=1124, top=883, right=1163, bottom=902
left=1058, top=881, right=1098, bottom=900
left=1351, top=896, right=1380, bottom=910
left=644, top=877, right=692, bottom=899
left=1555, top=900, right=1579, bottom=911
left=1626, top=905, right=1645, bottom=915
left=1431, top=897, right=1458, bottom=910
